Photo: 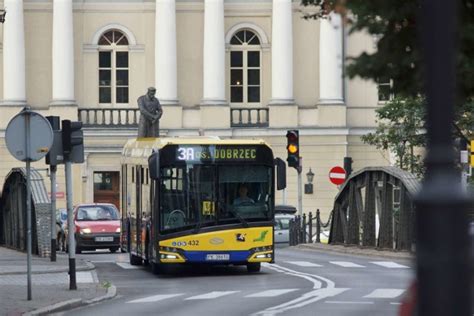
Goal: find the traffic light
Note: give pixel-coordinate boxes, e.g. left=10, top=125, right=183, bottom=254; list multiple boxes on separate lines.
left=62, top=120, right=84, bottom=163
left=45, top=116, right=63, bottom=166
left=286, top=130, right=299, bottom=169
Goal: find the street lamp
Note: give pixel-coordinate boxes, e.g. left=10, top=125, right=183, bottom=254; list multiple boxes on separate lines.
left=304, top=168, right=314, bottom=194
left=0, top=10, right=6, bottom=23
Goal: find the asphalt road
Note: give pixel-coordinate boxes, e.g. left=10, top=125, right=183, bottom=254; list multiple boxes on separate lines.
left=64, top=245, right=413, bottom=316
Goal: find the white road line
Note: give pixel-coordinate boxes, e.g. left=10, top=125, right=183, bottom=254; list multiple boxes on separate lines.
left=364, top=289, right=405, bottom=299
left=88, top=260, right=116, bottom=263
left=325, top=301, right=374, bottom=305
left=116, top=262, right=140, bottom=269
left=285, top=261, right=322, bottom=267
left=246, top=289, right=298, bottom=298
left=330, top=261, right=365, bottom=268
left=126, top=294, right=183, bottom=304
left=185, top=291, right=239, bottom=300
left=371, top=261, right=410, bottom=269
left=390, top=302, right=402, bottom=305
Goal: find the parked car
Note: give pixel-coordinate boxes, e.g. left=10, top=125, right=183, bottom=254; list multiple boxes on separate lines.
left=274, top=205, right=297, bottom=244
left=66, top=203, right=121, bottom=254
left=56, top=208, right=67, bottom=251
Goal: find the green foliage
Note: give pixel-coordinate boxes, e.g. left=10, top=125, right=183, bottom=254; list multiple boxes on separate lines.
left=361, top=97, right=426, bottom=176
left=301, top=1, right=474, bottom=105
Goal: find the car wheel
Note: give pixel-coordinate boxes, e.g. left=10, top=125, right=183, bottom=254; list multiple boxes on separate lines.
left=247, top=262, right=261, bottom=273
left=110, top=247, right=118, bottom=253
left=75, top=247, right=82, bottom=254
left=120, top=247, right=127, bottom=253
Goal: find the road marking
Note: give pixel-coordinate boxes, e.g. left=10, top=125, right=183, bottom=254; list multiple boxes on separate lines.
left=390, top=302, right=402, bottom=305
left=185, top=291, right=239, bottom=300
left=246, top=289, right=298, bottom=298
left=126, top=294, right=183, bottom=303
left=116, top=262, right=140, bottom=269
left=88, top=260, right=116, bottom=263
left=325, top=301, right=374, bottom=304
left=254, top=263, right=346, bottom=315
left=371, top=261, right=410, bottom=269
left=285, top=261, right=322, bottom=267
left=364, top=289, right=405, bottom=298
left=329, top=261, right=365, bottom=268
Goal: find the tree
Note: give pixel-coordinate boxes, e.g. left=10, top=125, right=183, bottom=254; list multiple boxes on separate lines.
left=361, top=97, right=426, bottom=176
left=301, top=0, right=473, bottom=171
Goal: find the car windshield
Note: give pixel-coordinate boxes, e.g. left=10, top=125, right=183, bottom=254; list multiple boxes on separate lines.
left=76, top=205, right=119, bottom=221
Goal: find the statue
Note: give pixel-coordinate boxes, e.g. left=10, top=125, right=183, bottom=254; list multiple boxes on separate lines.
left=137, top=87, right=163, bottom=137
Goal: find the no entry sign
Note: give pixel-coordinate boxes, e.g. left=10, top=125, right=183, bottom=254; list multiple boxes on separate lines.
left=329, top=166, right=346, bottom=185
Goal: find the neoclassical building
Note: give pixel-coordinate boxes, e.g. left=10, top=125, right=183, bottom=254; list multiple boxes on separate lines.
left=0, top=0, right=388, bottom=218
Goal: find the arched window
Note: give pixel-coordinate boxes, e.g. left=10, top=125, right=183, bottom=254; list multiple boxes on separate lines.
left=98, top=30, right=129, bottom=104
left=230, top=30, right=261, bottom=104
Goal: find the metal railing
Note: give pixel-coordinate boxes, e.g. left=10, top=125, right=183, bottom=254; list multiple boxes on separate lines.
left=230, top=108, right=269, bottom=128
left=78, top=108, right=140, bottom=128
left=289, top=209, right=334, bottom=246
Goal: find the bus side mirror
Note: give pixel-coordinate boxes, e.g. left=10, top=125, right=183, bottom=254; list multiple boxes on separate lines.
left=275, top=158, right=286, bottom=190
left=148, top=151, right=160, bottom=180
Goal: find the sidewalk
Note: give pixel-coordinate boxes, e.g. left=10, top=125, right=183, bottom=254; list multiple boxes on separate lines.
left=295, top=242, right=414, bottom=260
left=0, top=247, right=112, bottom=316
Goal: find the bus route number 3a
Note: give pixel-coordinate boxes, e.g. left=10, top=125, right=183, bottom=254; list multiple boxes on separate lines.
left=177, top=148, right=195, bottom=161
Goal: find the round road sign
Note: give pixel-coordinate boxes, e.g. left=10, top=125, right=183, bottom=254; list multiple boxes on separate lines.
left=5, top=109, right=53, bottom=162
left=329, top=166, right=346, bottom=185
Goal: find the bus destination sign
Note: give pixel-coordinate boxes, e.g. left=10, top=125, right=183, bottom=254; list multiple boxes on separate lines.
left=176, top=146, right=257, bottom=162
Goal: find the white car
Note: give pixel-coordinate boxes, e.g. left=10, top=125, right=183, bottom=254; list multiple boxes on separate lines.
left=274, top=213, right=294, bottom=243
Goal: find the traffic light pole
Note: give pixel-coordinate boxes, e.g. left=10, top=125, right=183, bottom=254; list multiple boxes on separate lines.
left=65, top=160, right=77, bottom=290
left=297, top=165, right=303, bottom=217
left=50, top=165, right=57, bottom=262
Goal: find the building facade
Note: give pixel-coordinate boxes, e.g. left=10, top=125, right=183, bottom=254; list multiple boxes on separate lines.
left=0, top=0, right=388, bottom=218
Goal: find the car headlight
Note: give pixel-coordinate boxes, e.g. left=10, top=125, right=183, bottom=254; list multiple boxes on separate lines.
left=116, top=227, right=121, bottom=233
left=80, top=228, right=91, bottom=234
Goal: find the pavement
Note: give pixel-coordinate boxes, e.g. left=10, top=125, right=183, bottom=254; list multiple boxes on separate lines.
left=0, top=247, right=114, bottom=316
left=295, top=243, right=414, bottom=260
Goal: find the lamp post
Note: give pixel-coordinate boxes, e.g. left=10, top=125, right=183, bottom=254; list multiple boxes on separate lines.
left=0, top=10, right=6, bottom=23
left=304, top=168, right=314, bottom=194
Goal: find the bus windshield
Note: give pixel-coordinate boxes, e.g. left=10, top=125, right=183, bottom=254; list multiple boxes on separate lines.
left=159, top=164, right=273, bottom=233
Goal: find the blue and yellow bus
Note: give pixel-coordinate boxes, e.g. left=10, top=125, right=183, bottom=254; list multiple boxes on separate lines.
left=121, top=137, right=284, bottom=273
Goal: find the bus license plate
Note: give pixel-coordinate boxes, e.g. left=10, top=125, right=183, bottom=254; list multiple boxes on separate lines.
left=95, top=237, right=113, bottom=242
left=206, top=254, right=230, bottom=261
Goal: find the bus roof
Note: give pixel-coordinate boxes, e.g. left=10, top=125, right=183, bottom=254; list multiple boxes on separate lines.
left=122, top=137, right=271, bottom=160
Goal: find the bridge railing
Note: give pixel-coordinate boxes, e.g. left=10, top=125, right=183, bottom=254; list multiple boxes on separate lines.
left=288, top=210, right=333, bottom=246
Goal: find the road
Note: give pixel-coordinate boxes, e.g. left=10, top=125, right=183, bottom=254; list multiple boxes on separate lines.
left=65, top=245, right=413, bottom=316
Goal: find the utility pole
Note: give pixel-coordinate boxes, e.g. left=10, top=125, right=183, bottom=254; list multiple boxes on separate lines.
left=416, top=1, right=472, bottom=315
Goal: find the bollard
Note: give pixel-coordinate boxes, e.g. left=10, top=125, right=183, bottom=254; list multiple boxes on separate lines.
left=308, top=212, right=313, bottom=243
left=302, top=213, right=307, bottom=243
left=316, top=209, right=321, bottom=243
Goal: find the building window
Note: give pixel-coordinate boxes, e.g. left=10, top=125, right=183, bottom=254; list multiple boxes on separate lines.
left=98, top=30, right=129, bottom=104
left=377, top=77, right=394, bottom=102
left=230, top=30, right=261, bottom=104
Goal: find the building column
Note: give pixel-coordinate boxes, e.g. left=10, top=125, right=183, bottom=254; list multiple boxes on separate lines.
left=2, top=0, right=26, bottom=106
left=271, top=0, right=294, bottom=105
left=155, top=0, right=178, bottom=105
left=269, top=0, right=297, bottom=128
left=319, top=12, right=344, bottom=104
left=201, top=0, right=226, bottom=105
left=51, top=0, right=75, bottom=106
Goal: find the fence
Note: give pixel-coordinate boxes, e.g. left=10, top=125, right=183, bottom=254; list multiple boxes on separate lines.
left=289, top=209, right=333, bottom=246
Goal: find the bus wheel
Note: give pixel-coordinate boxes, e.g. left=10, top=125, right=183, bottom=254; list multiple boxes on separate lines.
left=130, top=252, right=142, bottom=266
left=247, top=263, right=261, bottom=273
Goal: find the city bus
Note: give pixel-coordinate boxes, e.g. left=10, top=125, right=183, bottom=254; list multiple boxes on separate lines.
left=120, top=137, right=284, bottom=273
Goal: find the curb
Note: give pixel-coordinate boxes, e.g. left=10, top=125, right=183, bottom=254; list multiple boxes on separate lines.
left=295, top=244, right=414, bottom=260
left=0, top=261, right=95, bottom=276
left=24, top=284, right=117, bottom=316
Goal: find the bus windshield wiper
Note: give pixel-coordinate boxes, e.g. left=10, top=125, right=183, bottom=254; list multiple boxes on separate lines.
left=228, top=208, right=249, bottom=228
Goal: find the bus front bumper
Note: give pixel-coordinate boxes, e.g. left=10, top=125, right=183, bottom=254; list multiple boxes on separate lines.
left=158, top=248, right=273, bottom=264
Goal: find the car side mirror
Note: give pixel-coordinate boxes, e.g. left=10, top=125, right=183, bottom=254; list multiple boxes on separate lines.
left=148, top=151, right=160, bottom=180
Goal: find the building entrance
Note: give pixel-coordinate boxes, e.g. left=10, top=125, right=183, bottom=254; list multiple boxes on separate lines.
left=93, top=171, right=120, bottom=209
